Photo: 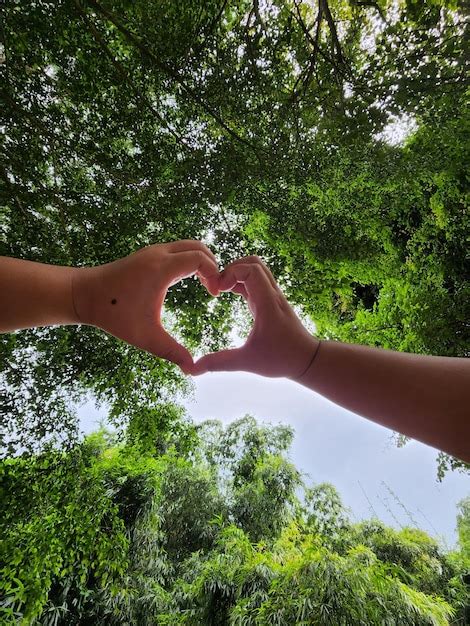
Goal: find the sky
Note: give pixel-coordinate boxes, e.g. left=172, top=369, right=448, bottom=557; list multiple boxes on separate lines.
left=79, top=367, right=469, bottom=549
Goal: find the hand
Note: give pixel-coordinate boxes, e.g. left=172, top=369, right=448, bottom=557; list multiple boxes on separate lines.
left=191, top=256, right=319, bottom=378
left=72, top=240, right=220, bottom=373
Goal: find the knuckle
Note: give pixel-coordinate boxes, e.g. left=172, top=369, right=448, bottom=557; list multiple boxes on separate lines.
left=246, top=255, right=263, bottom=265
left=160, top=348, right=177, bottom=363
left=275, top=292, right=287, bottom=309
left=193, top=240, right=211, bottom=254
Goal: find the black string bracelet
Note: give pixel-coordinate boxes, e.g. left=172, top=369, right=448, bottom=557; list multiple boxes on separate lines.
left=295, top=339, right=322, bottom=382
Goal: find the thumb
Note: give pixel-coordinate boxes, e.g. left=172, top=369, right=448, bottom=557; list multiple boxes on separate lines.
left=149, top=327, right=194, bottom=374
left=191, top=347, right=247, bottom=375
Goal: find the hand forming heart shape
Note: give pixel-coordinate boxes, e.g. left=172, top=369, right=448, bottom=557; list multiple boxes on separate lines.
left=191, top=256, right=319, bottom=379
left=72, top=241, right=319, bottom=380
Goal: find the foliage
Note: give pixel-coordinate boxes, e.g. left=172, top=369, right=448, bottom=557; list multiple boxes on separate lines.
left=1, top=414, right=468, bottom=625
left=0, top=434, right=129, bottom=625
left=186, top=528, right=453, bottom=626
left=456, top=496, right=470, bottom=567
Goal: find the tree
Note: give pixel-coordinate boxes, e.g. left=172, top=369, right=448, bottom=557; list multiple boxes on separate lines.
left=456, top=496, right=470, bottom=565
left=2, top=2, right=468, bottom=622
left=1, top=414, right=468, bottom=625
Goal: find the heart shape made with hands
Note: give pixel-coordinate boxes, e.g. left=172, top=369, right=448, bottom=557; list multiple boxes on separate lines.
left=76, top=241, right=318, bottom=380
left=190, top=255, right=318, bottom=379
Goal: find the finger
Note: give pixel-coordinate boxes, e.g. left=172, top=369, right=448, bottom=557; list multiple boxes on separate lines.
left=167, top=240, right=218, bottom=266
left=197, top=272, right=221, bottom=297
left=149, top=327, right=194, bottom=374
left=232, top=283, right=255, bottom=315
left=224, top=255, right=280, bottom=292
left=232, top=283, right=249, bottom=299
left=218, top=263, right=274, bottom=312
left=166, top=250, right=220, bottom=295
left=191, top=347, right=247, bottom=375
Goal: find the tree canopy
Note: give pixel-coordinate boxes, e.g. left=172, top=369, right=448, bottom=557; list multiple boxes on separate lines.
left=2, top=414, right=469, bottom=625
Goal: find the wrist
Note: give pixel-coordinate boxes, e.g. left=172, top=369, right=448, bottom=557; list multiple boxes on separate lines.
left=71, top=266, right=102, bottom=327
left=292, top=338, right=322, bottom=383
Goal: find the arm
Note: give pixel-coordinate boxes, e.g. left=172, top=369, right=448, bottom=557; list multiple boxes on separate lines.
left=297, top=341, right=470, bottom=463
left=0, top=257, right=78, bottom=332
left=192, top=256, right=470, bottom=462
left=0, top=241, right=220, bottom=373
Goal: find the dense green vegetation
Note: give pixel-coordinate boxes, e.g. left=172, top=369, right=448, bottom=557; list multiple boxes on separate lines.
left=1, top=0, right=469, bottom=622
left=2, top=414, right=470, bottom=625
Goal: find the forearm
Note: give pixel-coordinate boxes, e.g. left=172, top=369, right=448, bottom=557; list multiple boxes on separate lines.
left=0, top=257, right=80, bottom=332
left=297, top=340, right=470, bottom=462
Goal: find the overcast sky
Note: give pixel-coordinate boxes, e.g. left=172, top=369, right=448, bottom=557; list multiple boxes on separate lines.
left=79, top=368, right=469, bottom=548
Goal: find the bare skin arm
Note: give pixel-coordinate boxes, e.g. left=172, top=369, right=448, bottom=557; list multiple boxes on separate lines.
left=0, top=257, right=78, bottom=332
left=298, top=341, right=470, bottom=462
left=192, top=256, right=470, bottom=463
left=0, top=241, right=220, bottom=373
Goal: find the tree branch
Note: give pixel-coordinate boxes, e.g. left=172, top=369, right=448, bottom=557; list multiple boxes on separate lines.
left=85, top=0, right=262, bottom=158
left=300, top=3, right=323, bottom=97
left=0, top=167, right=28, bottom=217
left=0, top=88, right=61, bottom=149
left=0, top=166, right=75, bottom=259
left=292, top=1, right=330, bottom=64
left=320, top=0, right=345, bottom=66
left=74, top=0, right=191, bottom=152
left=191, top=0, right=229, bottom=58
left=290, top=1, right=345, bottom=102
